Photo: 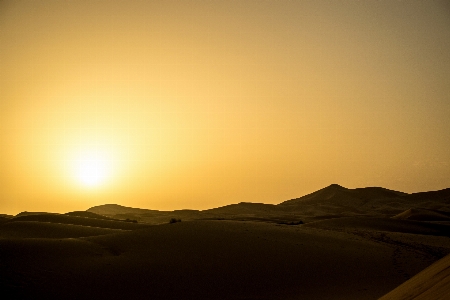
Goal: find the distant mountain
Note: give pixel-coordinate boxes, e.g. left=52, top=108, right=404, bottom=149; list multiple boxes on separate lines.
left=278, top=185, right=450, bottom=219
left=64, top=211, right=119, bottom=221
left=87, top=204, right=207, bottom=225
left=204, top=202, right=286, bottom=215
left=88, top=204, right=160, bottom=216
left=279, top=184, right=405, bottom=207
left=15, top=211, right=59, bottom=217
left=404, top=188, right=450, bottom=202
left=86, top=185, right=450, bottom=224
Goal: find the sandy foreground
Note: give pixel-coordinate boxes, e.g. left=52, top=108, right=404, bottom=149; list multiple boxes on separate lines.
left=1, top=217, right=449, bottom=300
left=380, top=253, right=450, bottom=300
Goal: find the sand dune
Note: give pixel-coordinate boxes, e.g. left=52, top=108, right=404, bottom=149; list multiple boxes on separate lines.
left=280, top=184, right=405, bottom=207
left=88, top=203, right=160, bottom=216
left=279, top=185, right=450, bottom=219
left=204, top=202, right=286, bottom=215
left=392, top=208, right=450, bottom=222
left=0, top=216, right=10, bottom=224
left=0, top=220, right=436, bottom=300
left=0, top=221, right=126, bottom=238
left=304, top=217, right=450, bottom=237
left=15, top=211, right=59, bottom=217
left=380, top=253, right=450, bottom=300
left=64, top=211, right=120, bottom=220
left=0, top=214, right=14, bottom=219
left=9, top=213, right=151, bottom=230
left=2, top=185, right=450, bottom=299
left=87, top=185, right=450, bottom=224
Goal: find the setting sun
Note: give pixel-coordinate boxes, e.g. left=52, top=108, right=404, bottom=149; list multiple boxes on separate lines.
left=74, top=150, right=110, bottom=187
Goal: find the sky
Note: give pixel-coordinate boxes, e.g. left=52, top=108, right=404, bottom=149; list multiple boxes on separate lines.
left=1, top=0, right=450, bottom=215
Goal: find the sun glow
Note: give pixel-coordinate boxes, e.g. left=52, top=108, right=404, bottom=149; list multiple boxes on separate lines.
left=72, top=149, right=113, bottom=188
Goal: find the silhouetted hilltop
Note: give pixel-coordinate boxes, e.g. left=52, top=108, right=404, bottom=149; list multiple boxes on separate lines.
left=277, top=185, right=450, bottom=219
left=88, top=204, right=159, bottom=215
left=279, top=184, right=404, bottom=206
left=406, top=187, right=450, bottom=203
left=204, top=202, right=285, bottom=215
left=87, top=204, right=210, bottom=224
left=65, top=211, right=118, bottom=220
left=86, top=185, right=450, bottom=224
left=15, top=211, right=59, bottom=217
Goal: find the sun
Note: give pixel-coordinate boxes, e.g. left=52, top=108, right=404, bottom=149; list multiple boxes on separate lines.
left=73, top=149, right=112, bottom=188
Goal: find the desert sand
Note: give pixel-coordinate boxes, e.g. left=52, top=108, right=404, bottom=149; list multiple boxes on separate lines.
left=1, top=185, right=449, bottom=299
left=380, top=253, right=450, bottom=300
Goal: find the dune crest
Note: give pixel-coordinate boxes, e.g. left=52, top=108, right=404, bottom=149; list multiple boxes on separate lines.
left=380, top=253, right=450, bottom=300
left=87, top=185, right=450, bottom=224
left=392, top=208, right=450, bottom=222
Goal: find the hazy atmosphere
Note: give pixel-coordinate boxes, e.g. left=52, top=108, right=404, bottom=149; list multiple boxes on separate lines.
left=1, top=0, right=450, bottom=214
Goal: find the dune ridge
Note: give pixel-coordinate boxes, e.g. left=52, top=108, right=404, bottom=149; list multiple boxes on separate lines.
left=2, top=184, right=450, bottom=299
left=0, top=221, right=126, bottom=239
left=379, top=253, right=450, bottom=300
left=8, top=213, right=151, bottom=230
left=392, top=208, right=450, bottom=222
left=1, top=220, right=440, bottom=300
left=87, top=185, right=450, bottom=224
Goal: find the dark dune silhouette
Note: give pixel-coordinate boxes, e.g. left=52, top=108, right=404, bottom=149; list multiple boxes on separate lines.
left=64, top=210, right=120, bottom=220
left=0, top=214, right=14, bottom=219
left=304, top=217, right=450, bottom=237
left=87, top=184, right=450, bottom=224
left=0, top=216, right=11, bottom=224
left=1, top=185, right=450, bottom=299
left=15, top=211, right=59, bottom=217
left=9, top=213, right=151, bottom=230
left=0, top=221, right=126, bottom=238
left=392, top=208, right=450, bottom=222
left=279, top=184, right=406, bottom=207
left=87, top=203, right=161, bottom=215
left=278, top=184, right=450, bottom=220
left=0, top=220, right=439, bottom=300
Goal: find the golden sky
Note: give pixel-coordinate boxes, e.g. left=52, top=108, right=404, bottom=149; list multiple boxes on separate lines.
left=1, top=0, right=450, bottom=214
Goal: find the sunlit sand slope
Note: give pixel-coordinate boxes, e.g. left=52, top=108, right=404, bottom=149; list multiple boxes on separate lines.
left=0, top=220, right=438, bottom=300
left=379, top=253, right=450, bottom=300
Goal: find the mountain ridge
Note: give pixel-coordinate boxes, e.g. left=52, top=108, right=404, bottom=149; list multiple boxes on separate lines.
left=86, top=185, right=450, bottom=224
